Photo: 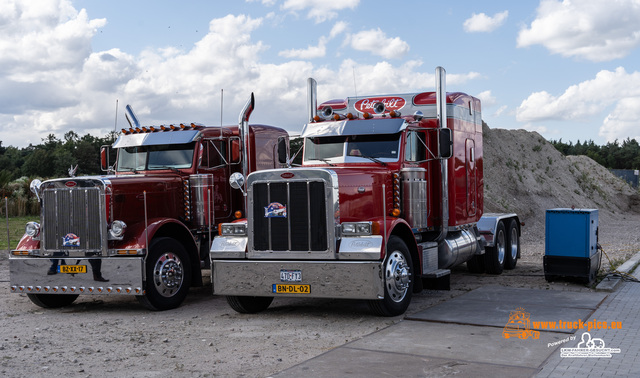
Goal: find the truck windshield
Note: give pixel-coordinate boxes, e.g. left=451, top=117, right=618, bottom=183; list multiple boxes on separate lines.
left=304, top=133, right=401, bottom=164
left=116, top=142, right=196, bottom=172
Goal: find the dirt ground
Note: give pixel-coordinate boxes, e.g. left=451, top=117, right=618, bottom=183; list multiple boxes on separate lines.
left=2, top=222, right=638, bottom=378
left=1, top=126, right=639, bottom=377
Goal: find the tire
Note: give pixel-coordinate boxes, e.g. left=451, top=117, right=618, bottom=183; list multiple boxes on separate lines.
left=226, top=296, right=274, bottom=314
left=484, top=221, right=506, bottom=275
left=368, top=236, right=413, bottom=317
left=137, top=237, right=191, bottom=311
left=504, top=219, right=520, bottom=270
left=467, top=254, right=485, bottom=273
left=27, top=293, right=79, bottom=308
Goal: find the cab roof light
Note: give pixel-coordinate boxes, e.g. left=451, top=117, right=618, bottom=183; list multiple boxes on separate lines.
left=121, top=128, right=129, bottom=134
left=362, top=112, right=372, bottom=119
left=160, top=125, right=167, bottom=131
left=346, top=113, right=356, bottom=120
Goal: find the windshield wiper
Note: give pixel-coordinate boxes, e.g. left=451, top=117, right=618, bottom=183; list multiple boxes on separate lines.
left=317, top=158, right=335, bottom=167
left=153, top=166, right=181, bottom=173
left=360, top=154, right=387, bottom=166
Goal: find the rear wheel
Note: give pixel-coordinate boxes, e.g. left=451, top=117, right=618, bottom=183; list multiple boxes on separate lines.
left=368, top=236, right=413, bottom=317
left=226, top=296, right=274, bottom=314
left=484, top=221, right=506, bottom=275
left=137, top=237, right=191, bottom=311
left=504, top=219, right=520, bottom=270
left=27, top=294, right=79, bottom=308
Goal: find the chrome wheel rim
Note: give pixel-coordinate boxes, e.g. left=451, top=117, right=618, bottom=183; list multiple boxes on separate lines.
left=384, top=251, right=410, bottom=303
left=496, top=230, right=506, bottom=264
left=510, top=227, right=518, bottom=260
left=152, top=252, right=184, bottom=297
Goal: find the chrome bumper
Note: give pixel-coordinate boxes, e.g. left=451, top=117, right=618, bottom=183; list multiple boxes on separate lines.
left=212, top=259, right=384, bottom=300
left=9, top=256, right=145, bottom=295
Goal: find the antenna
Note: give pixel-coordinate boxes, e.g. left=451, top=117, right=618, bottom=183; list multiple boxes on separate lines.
left=352, top=66, right=358, bottom=98
left=220, top=88, right=223, bottom=138
left=114, top=99, right=118, bottom=134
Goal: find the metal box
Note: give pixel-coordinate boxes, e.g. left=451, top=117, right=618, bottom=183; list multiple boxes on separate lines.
left=544, top=208, right=599, bottom=284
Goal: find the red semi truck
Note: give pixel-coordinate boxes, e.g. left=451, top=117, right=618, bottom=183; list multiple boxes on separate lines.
left=210, top=67, right=521, bottom=316
left=9, top=95, right=289, bottom=310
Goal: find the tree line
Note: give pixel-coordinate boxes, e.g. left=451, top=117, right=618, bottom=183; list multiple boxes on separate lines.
left=550, top=138, right=640, bottom=170
left=0, top=131, right=117, bottom=216
left=1, top=130, right=638, bottom=216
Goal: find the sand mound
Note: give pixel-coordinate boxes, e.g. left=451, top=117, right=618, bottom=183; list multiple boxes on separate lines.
left=482, top=123, right=640, bottom=243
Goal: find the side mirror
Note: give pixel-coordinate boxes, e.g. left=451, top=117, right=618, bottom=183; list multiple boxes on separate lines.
left=277, top=137, right=289, bottom=165
left=439, top=129, right=452, bottom=159
left=229, top=172, right=246, bottom=192
left=30, top=179, right=42, bottom=201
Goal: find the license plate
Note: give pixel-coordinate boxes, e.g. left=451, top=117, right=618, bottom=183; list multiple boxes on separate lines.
left=280, top=270, right=302, bottom=282
left=272, top=284, right=310, bottom=294
left=59, top=265, right=87, bottom=274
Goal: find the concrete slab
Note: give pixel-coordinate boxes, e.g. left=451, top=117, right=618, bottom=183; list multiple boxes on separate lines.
left=457, top=285, right=607, bottom=309
left=407, top=286, right=608, bottom=334
left=273, top=345, right=539, bottom=378
left=343, top=321, right=565, bottom=369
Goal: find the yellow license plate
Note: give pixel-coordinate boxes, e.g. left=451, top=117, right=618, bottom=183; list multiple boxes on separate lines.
left=60, top=265, right=87, bottom=274
left=272, top=284, right=310, bottom=294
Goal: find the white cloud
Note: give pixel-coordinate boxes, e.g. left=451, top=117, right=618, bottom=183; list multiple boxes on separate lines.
left=463, top=11, right=508, bottom=33
left=282, top=0, right=359, bottom=23
left=278, top=21, right=347, bottom=59
left=517, top=0, right=640, bottom=62
left=347, top=28, right=410, bottom=59
left=516, top=67, right=640, bottom=122
left=0, top=3, right=483, bottom=148
left=600, top=98, right=640, bottom=142
left=476, top=90, right=497, bottom=107
left=517, top=67, right=640, bottom=142
left=493, top=105, right=508, bottom=117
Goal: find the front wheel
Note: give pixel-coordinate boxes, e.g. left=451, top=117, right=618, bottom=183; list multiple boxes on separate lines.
left=27, top=293, right=79, bottom=308
left=226, top=296, right=274, bottom=314
left=137, top=237, right=191, bottom=311
left=368, top=236, right=413, bottom=317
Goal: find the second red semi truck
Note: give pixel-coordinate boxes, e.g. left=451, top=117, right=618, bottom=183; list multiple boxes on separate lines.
left=210, top=67, right=521, bottom=316
left=9, top=95, right=289, bottom=310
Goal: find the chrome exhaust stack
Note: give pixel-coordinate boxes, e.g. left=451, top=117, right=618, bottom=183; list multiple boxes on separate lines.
left=125, top=105, right=140, bottom=128
left=238, top=93, right=255, bottom=196
left=307, top=78, right=318, bottom=122
left=435, top=66, right=449, bottom=242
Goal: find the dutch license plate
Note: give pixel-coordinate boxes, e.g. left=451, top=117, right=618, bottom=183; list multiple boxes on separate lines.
left=60, top=265, right=87, bottom=274
left=272, top=284, right=310, bottom=294
left=280, top=270, right=302, bottom=282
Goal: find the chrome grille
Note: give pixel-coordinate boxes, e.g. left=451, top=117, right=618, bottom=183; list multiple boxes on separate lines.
left=43, top=187, right=104, bottom=253
left=252, top=181, right=328, bottom=252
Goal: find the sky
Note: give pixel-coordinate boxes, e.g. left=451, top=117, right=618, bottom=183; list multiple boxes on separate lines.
left=1, top=0, right=640, bottom=148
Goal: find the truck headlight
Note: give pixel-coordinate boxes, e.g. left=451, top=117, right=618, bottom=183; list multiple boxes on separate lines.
left=25, top=222, right=41, bottom=238
left=109, top=220, right=127, bottom=239
left=219, top=223, right=247, bottom=236
left=341, top=222, right=372, bottom=236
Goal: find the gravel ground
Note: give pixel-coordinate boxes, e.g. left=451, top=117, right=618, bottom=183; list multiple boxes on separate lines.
left=2, top=215, right=638, bottom=378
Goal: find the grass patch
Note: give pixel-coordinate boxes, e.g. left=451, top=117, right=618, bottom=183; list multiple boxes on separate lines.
left=0, top=216, right=37, bottom=251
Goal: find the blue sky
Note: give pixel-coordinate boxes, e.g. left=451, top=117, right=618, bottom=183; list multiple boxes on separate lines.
left=2, top=0, right=640, bottom=148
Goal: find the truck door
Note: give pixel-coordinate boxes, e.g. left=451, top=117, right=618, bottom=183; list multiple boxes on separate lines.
left=466, top=139, right=477, bottom=217
left=200, top=139, right=232, bottom=220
